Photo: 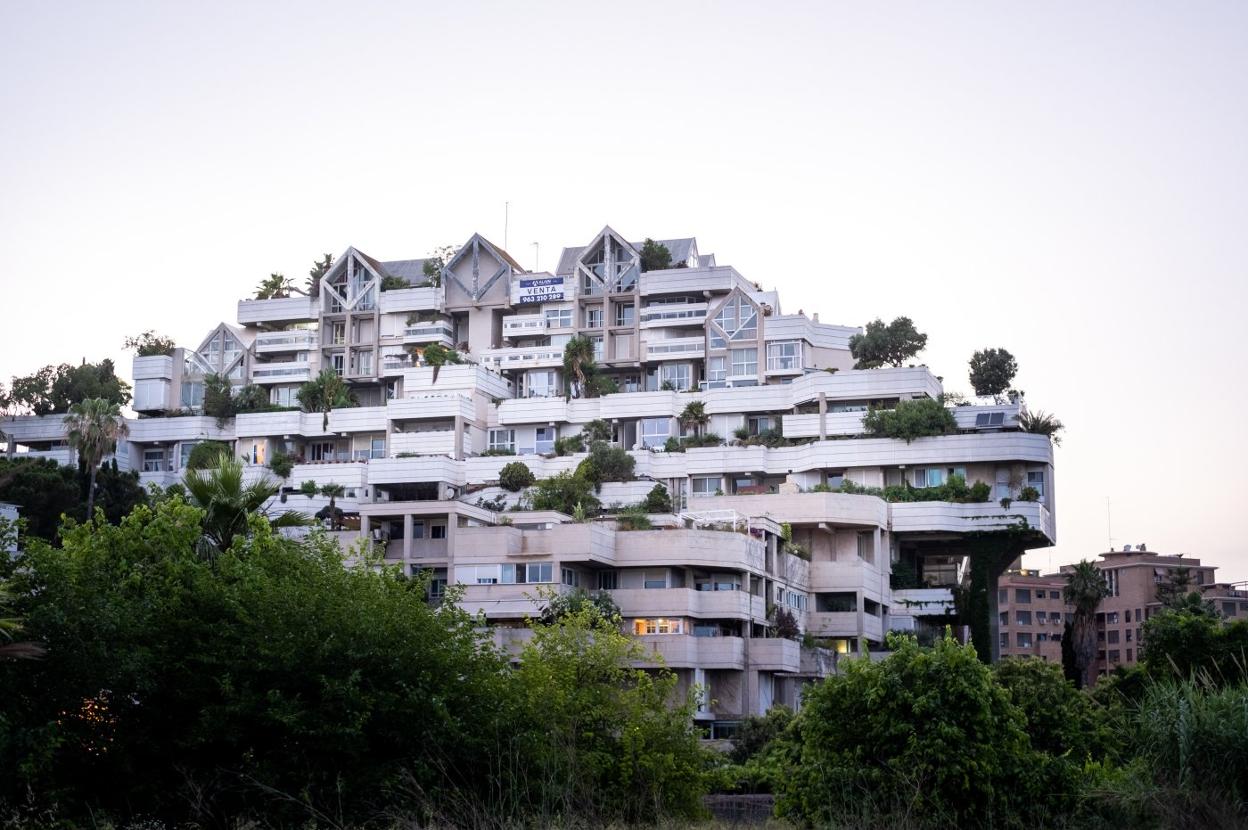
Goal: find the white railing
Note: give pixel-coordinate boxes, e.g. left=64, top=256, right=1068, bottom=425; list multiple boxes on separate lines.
left=255, top=330, right=317, bottom=352
left=251, top=361, right=311, bottom=381
left=479, top=345, right=565, bottom=369
left=402, top=321, right=455, bottom=344
left=502, top=314, right=546, bottom=336
left=645, top=337, right=705, bottom=359
left=639, top=302, right=708, bottom=327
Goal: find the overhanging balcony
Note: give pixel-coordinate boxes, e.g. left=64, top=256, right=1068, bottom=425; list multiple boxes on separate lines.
left=639, top=302, right=708, bottom=328
left=254, top=330, right=317, bottom=353
left=250, top=361, right=311, bottom=384
left=502, top=314, right=547, bottom=339
left=237, top=296, right=317, bottom=325
left=479, top=345, right=564, bottom=370
left=645, top=336, right=705, bottom=361
left=402, top=321, right=455, bottom=347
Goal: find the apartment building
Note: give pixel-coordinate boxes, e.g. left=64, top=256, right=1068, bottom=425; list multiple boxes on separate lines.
left=998, top=547, right=1248, bottom=675
left=2, top=227, right=1059, bottom=733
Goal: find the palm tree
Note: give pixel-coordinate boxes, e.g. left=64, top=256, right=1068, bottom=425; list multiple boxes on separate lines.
left=420, top=343, right=461, bottom=384
left=296, top=369, right=355, bottom=431
left=562, top=337, right=596, bottom=399
left=182, top=456, right=306, bottom=553
left=319, top=483, right=346, bottom=530
left=1018, top=409, right=1065, bottom=446
left=678, top=400, right=710, bottom=437
left=1063, top=560, right=1109, bottom=688
left=255, top=272, right=293, bottom=300
left=64, top=398, right=129, bottom=522
left=306, top=253, right=333, bottom=297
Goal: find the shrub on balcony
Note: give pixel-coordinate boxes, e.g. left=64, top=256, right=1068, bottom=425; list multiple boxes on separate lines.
left=530, top=471, right=600, bottom=515
left=581, top=420, right=613, bottom=443
left=1018, top=486, right=1040, bottom=502
left=862, top=398, right=957, bottom=443
left=639, top=238, right=673, bottom=272
left=733, top=426, right=751, bottom=441
left=123, top=330, right=176, bottom=357
left=643, top=484, right=672, bottom=513
left=185, top=441, right=231, bottom=470
left=770, top=606, right=802, bottom=640
left=848, top=316, right=928, bottom=369
left=783, top=542, right=811, bottom=561
left=1018, top=409, right=1064, bottom=445
left=615, top=507, right=652, bottom=531
left=480, top=448, right=516, bottom=457
left=379, top=275, right=408, bottom=291
left=575, top=442, right=635, bottom=487
left=499, top=461, right=535, bottom=492
left=838, top=476, right=993, bottom=504
left=267, top=451, right=295, bottom=480
left=663, top=433, right=723, bottom=453
left=298, top=479, right=319, bottom=496
left=553, top=434, right=585, bottom=456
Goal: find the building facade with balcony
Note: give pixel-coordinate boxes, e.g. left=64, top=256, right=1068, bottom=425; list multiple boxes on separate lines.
left=2, top=226, right=1061, bottom=733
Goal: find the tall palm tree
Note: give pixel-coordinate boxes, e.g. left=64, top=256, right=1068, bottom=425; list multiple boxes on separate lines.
left=1063, top=560, right=1109, bottom=689
left=63, top=398, right=129, bottom=522
left=182, top=456, right=306, bottom=553
left=678, top=400, right=709, bottom=437
left=296, top=369, right=355, bottom=431
left=562, top=336, right=596, bottom=399
left=319, top=483, right=346, bottom=530
left=255, top=272, right=294, bottom=300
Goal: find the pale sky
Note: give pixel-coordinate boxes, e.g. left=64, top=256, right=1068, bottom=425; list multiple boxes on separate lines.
left=2, top=2, right=1245, bottom=580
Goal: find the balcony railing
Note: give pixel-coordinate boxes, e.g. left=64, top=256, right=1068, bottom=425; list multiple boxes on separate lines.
left=502, top=314, right=547, bottom=337
left=480, top=345, right=565, bottom=370
left=250, top=361, right=311, bottom=383
left=639, top=302, right=708, bottom=327
left=645, top=337, right=705, bottom=359
left=255, top=330, right=317, bottom=353
left=402, top=321, right=455, bottom=346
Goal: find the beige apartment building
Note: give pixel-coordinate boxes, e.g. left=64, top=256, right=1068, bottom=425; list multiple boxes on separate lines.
left=3, top=227, right=1060, bottom=735
left=999, top=547, right=1248, bottom=677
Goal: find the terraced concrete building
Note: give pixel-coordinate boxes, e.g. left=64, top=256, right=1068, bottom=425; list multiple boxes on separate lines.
left=2, top=227, right=1057, bottom=734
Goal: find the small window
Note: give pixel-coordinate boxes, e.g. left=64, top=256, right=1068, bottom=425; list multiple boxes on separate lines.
left=535, top=427, right=556, bottom=455
left=691, top=476, right=719, bottom=496
left=561, top=567, right=579, bottom=587
left=1017, top=611, right=1032, bottom=625
left=644, top=570, right=667, bottom=589
left=598, top=571, right=618, bottom=590
left=488, top=429, right=516, bottom=453
left=1016, top=632, right=1033, bottom=648
left=1015, top=589, right=1032, bottom=604
left=431, top=524, right=447, bottom=540
left=585, top=307, right=603, bottom=328
left=1027, top=470, right=1045, bottom=498
left=1050, top=590, right=1061, bottom=600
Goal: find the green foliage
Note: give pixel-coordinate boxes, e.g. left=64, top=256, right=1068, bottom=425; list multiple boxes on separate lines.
left=1018, top=408, right=1065, bottom=445
left=581, top=419, right=613, bottom=443
left=267, top=450, right=295, bottom=479
left=184, top=440, right=230, bottom=470
left=8, top=360, right=132, bottom=415
left=643, top=483, right=672, bottom=513
left=480, top=447, right=516, bottom=457
left=994, top=658, right=1118, bottom=761
left=181, top=456, right=306, bottom=552
left=298, top=479, right=319, bottom=496
left=0, top=457, right=84, bottom=541
left=537, top=587, right=621, bottom=625
left=379, top=274, right=409, bottom=291
left=729, top=706, right=795, bottom=765
left=420, top=244, right=456, bottom=287
left=614, top=506, right=652, bottom=530
left=862, top=397, right=957, bottom=443
left=254, top=271, right=293, bottom=299
left=553, top=433, right=585, bottom=455
left=296, top=369, right=358, bottom=430
left=575, top=440, right=635, bottom=487
left=584, top=373, right=618, bottom=397
left=419, top=343, right=462, bottom=384
left=64, top=397, right=130, bottom=520
left=1065, top=560, right=1111, bottom=689
left=848, top=316, right=928, bottom=369
left=498, top=461, right=535, bottom=492
left=837, top=475, right=993, bottom=504
left=202, top=372, right=235, bottom=421
left=775, top=634, right=1065, bottom=828
left=513, top=603, right=708, bottom=822
left=1018, top=485, right=1040, bottom=501
left=638, top=238, right=673, bottom=272
left=1140, top=599, right=1248, bottom=683
left=969, top=347, right=1019, bottom=397
left=122, top=330, right=176, bottom=357
left=678, top=400, right=709, bottom=433
left=233, top=383, right=273, bottom=414
left=305, top=252, right=333, bottom=296
left=663, top=433, right=724, bottom=452
left=530, top=471, right=600, bottom=515
left=770, top=606, right=801, bottom=638
left=562, top=336, right=596, bottom=398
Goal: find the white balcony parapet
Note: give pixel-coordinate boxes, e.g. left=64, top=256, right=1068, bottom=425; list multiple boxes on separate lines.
left=645, top=336, right=705, bottom=360
left=638, top=265, right=753, bottom=297
left=479, top=345, right=564, bottom=370
left=250, top=361, right=312, bottom=383
left=501, top=314, right=547, bottom=338
left=639, top=302, right=708, bottom=328
left=132, top=355, right=174, bottom=380
left=402, top=320, right=455, bottom=346
left=254, top=330, right=317, bottom=353
left=237, top=295, right=317, bottom=325
left=379, top=286, right=444, bottom=314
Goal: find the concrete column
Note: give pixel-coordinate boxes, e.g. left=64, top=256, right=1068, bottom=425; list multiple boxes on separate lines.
left=817, top=392, right=827, bottom=440
left=452, top=415, right=464, bottom=461
left=445, top=510, right=458, bottom=572
left=360, top=514, right=371, bottom=540
left=402, top=513, right=414, bottom=564
left=873, top=526, right=883, bottom=569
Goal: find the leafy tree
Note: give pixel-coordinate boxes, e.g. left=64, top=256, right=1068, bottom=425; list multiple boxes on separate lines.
left=530, top=471, right=600, bottom=515
left=614, top=506, right=652, bottom=530
left=306, top=252, right=333, bottom=296
left=1064, top=561, right=1110, bottom=689
left=968, top=348, right=1018, bottom=398
left=88, top=461, right=148, bottom=526
left=122, top=330, right=176, bottom=357
left=1018, top=409, right=1064, bottom=445
left=553, top=434, right=585, bottom=456
left=639, top=238, right=672, bottom=272
left=562, top=336, right=597, bottom=398
left=1155, top=564, right=1194, bottom=608
left=513, top=603, right=707, bottom=821
left=581, top=419, right=613, bottom=443
left=184, top=440, right=230, bottom=470
left=296, top=369, right=357, bottom=431
left=575, top=441, right=635, bottom=487
left=298, top=479, right=319, bottom=496
left=994, top=658, right=1117, bottom=761
left=678, top=400, right=709, bottom=436
left=1140, top=597, right=1248, bottom=683
left=63, top=398, right=130, bottom=521
left=419, top=342, right=462, bottom=384
left=848, top=317, right=928, bottom=369
left=9, top=360, right=132, bottom=415
left=583, top=373, right=618, bottom=397
left=538, top=587, right=621, bottom=625
left=499, top=461, right=535, bottom=492
left=0, top=575, right=46, bottom=661
left=254, top=272, right=293, bottom=299
left=775, top=634, right=1056, bottom=828
left=232, top=383, right=272, bottom=414
left=182, top=456, right=306, bottom=552
left=862, top=397, right=957, bottom=443
left=729, top=706, right=794, bottom=764
left=201, top=372, right=235, bottom=422
left=419, top=244, right=457, bottom=287
left=0, top=456, right=82, bottom=541
left=267, top=451, right=295, bottom=479
left=379, top=274, right=409, bottom=291
left=643, top=483, right=672, bottom=513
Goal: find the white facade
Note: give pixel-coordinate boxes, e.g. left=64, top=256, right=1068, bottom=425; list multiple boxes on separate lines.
left=1, top=227, right=1056, bottom=732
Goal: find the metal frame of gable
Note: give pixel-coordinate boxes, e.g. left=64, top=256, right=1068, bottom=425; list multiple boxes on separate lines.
left=441, top=234, right=515, bottom=303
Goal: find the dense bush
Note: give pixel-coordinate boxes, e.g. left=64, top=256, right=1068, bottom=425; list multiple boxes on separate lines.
left=643, top=483, right=672, bottom=513
left=0, top=457, right=146, bottom=541
left=552, top=433, right=584, bottom=455
left=268, top=450, right=295, bottom=479
left=529, top=471, right=600, bottom=515
left=498, top=460, right=535, bottom=492
left=185, top=440, right=231, bottom=469
left=575, top=441, right=635, bottom=486
left=1140, top=596, right=1248, bottom=683
left=862, top=397, right=958, bottom=443
left=837, top=474, right=992, bottom=504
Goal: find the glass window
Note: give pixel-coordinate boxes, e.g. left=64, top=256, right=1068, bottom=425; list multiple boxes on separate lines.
left=713, top=295, right=758, bottom=341
left=142, top=449, right=166, bottom=473
left=1017, top=611, right=1032, bottom=625
left=371, top=438, right=385, bottom=459
left=1027, top=470, right=1045, bottom=497
left=181, top=381, right=204, bottom=409
left=535, top=427, right=556, bottom=455
left=613, top=303, right=634, bottom=327
left=730, top=348, right=758, bottom=377
left=1017, top=632, right=1033, bottom=648
left=561, top=567, right=579, bottom=587
left=597, top=571, right=618, bottom=590
left=633, top=618, right=682, bottom=635
left=431, top=524, right=447, bottom=540
left=488, top=429, right=515, bottom=453
left=545, top=307, right=573, bottom=328
left=640, top=418, right=672, bottom=449
left=766, top=341, right=801, bottom=372
left=691, top=476, right=719, bottom=496
left=706, top=356, right=727, bottom=385
left=585, top=306, right=603, bottom=328
left=659, top=363, right=691, bottom=391
left=178, top=442, right=200, bottom=470
left=1015, top=589, right=1032, bottom=604
left=644, top=570, right=668, bottom=589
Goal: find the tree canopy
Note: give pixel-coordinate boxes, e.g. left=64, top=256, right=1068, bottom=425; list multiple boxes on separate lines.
left=7, top=360, right=132, bottom=415
left=862, top=397, right=957, bottom=443
left=968, top=347, right=1018, bottom=397
left=122, top=330, right=176, bottom=357
left=639, top=238, right=672, bottom=272
left=849, top=317, right=928, bottom=369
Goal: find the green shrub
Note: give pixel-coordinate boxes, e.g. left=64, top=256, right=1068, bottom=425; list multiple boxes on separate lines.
left=499, top=461, right=535, bottom=492
left=185, top=441, right=231, bottom=470
left=267, top=450, right=295, bottom=479
left=862, top=398, right=957, bottom=443
left=530, top=471, right=600, bottom=515
left=993, top=657, right=1118, bottom=762
left=553, top=434, right=584, bottom=456
left=299, top=479, right=319, bottom=496
left=575, top=441, right=635, bottom=487
left=581, top=419, right=613, bottom=443
left=481, top=448, right=516, bottom=457
left=1018, top=485, right=1040, bottom=501
left=615, top=506, right=652, bottom=531
left=643, top=483, right=672, bottom=513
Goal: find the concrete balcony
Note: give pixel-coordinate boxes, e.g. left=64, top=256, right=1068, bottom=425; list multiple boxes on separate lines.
left=889, top=588, right=956, bottom=626
left=496, top=396, right=568, bottom=426
left=234, top=410, right=326, bottom=438
left=327, top=405, right=388, bottom=434
left=607, top=588, right=765, bottom=621
left=368, top=455, right=464, bottom=486
left=638, top=265, right=751, bottom=297
left=16, top=448, right=75, bottom=466
left=688, top=492, right=889, bottom=528
left=458, top=582, right=568, bottom=619
left=389, top=430, right=457, bottom=457
left=237, top=295, right=317, bottom=325
left=128, top=416, right=232, bottom=443
left=456, top=525, right=524, bottom=558
left=953, top=404, right=1021, bottom=430
left=780, top=411, right=867, bottom=438
left=635, top=634, right=745, bottom=669
left=639, top=302, right=708, bottom=328
left=399, top=365, right=513, bottom=399
left=890, top=500, right=1055, bottom=543
left=808, top=611, right=883, bottom=643
left=749, top=637, right=801, bottom=672
left=502, top=313, right=547, bottom=338
left=479, top=344, right=564, bottom=371
left=254, top=330, right=318, bottom=353
left=521, top=523, right=618, bottom=562
left=138, top=470, right=181, bottom=489
left=614, top=530, right=766, bottom=573
left=251, top=361, right=311, bottom=384
left=599, top=389, right=679, bottom=421
left=388, top=393, right=474, bottom=422
left=402, top=321, right=455, bottom=347
left=132, top=355, right=174, bottom=380
left=289, top=461, right=366, bottom=489
left=379, top=286, right=444, bottom=314
left=644, top=336, right=705, bottom=361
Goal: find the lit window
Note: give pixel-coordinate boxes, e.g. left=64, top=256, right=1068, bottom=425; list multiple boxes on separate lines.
left=633, top=618, right=682, bottom=635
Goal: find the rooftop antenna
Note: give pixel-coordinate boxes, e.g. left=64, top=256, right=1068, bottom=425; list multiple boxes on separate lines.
left=531, top=241, right=540, bottom=272
left=504, top=201, right=510, bottom=251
